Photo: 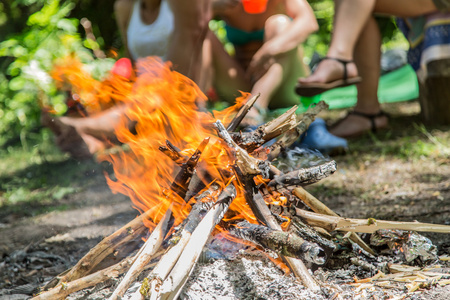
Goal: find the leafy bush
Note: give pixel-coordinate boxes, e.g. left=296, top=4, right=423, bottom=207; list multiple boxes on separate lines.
left=0, top=0, right=115, bottom=147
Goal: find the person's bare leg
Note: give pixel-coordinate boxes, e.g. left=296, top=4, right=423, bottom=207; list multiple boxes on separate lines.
left=199, top=30, right=250, bottom=103
left=298, top=0, right=437, bottom=86
left=244, top=15, right=309, bottom=122
left=329, top=16, right=388, bottom=138
left=252, top=15, right=309, bottom=108
left=299, top=0, right=375, bottom=85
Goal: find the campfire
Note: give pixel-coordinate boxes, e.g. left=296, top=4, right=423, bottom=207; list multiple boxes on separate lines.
left=32, top=58, right=450, bottom=300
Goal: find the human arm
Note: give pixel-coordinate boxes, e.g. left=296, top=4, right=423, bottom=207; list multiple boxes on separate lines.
left=248, top=0, right=318, bottom=76
left=114, top=0, right=134, bottom=60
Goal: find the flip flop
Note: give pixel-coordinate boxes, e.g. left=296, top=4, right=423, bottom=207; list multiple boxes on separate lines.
left=295, top=57, right=362, bottom=97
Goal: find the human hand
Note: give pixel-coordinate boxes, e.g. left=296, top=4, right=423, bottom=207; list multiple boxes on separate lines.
left=247, top=44, right=276, bottom=82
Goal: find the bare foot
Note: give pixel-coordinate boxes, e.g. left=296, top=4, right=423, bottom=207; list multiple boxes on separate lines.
left=298, top=58, right=359, bottom=84
left=329, top=111, right=388, bottom=139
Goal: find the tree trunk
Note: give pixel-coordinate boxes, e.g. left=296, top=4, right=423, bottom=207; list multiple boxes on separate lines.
left=418, top=59, right=450, bottom=125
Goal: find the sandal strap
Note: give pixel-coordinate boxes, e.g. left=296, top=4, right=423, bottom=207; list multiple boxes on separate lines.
left=349, top=110, right=388, bottom=133
left=324, top=56, right=355, bottom=80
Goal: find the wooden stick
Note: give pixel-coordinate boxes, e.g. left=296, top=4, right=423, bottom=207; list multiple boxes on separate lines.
left=109, top=208, right=172, bottom=300
left=131, top=186, right=219, bottom=300
left=158, top=184, right=237, bottom=300
left=268, top=160, right=337, bottom=188
left=170, top=137, right=210, bottom=199
left=231, top=106, right=298, bottom=152
left=215, top=120, right=270, bottom=177
left=32, top=256, right=136, bottom=300
left=44, top=206, right=160, bottom=289
left=226, top=93, right=260, bottom=132
left=293, top=187, right=376, bottom=256
left=230, top=221, right=327, bottom=264
left=294, top=208, right=450, bottom=234
left=215, top=119, right=320, bottom=291
left=159, top=140, right=188, bottom=166
left=290, top=216, right=337, bottom=253
left=267, top=101, right=329, bottom=161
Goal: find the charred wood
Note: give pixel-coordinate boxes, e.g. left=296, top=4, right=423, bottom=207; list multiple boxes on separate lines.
left=290, top=216, right=337, bottom=254
left=267, top=101, right=329, bottom=161
left=157, top=184, right=237, bottom=300
left=230, top=221, right=327, bottom=264
left=170, top=137, right=210, bottom=199
left=226, top=94, right=260, bottom=132
left=230, top=106, right=298, bottom=152
left=158, top=140, right=188, bottom=166
left=268, top=160, right=337, bottom=189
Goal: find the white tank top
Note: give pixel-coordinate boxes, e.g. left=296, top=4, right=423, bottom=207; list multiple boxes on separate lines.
left=126, top=0, right=174, bottom=61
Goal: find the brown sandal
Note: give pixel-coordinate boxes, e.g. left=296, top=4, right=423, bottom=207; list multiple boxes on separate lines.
left=295, top=57, right=362, bottom=97
left=330, top=110, right=389, bottom=138
left=348, top=110, right=389, bottom=133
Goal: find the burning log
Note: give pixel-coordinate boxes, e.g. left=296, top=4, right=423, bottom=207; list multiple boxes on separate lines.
left=128, top=185, right=219, bottom=300
left=268, top=160, right=337, bottom=189
left=293, top=187, right=376, bottom=256
left=230, top=105, right=299, bottom=152
left=109, top=207, right=172, bottom=300
left=230, top=220, right=326, bottom=264
left=226, top=93, right=260, bottom=131
left=158, top=140, right=188, bottom=166
left=156, top=184, right=237, bottom=300
left=169, top=137, right=210, bottom=199
left=214, top=120, right=321, bottom=291
left=294, top=208, right=450, bottom=234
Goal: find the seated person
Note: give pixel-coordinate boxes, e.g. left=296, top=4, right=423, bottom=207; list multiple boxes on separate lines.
left=42, top=0, right=212, bottom=159
left=295, top=0, right=449, bottom=138
left=209, top=0, right=318, bottom=124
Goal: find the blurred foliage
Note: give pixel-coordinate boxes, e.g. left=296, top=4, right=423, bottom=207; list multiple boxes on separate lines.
left=0, top=0, right=119, bottom=148
left=0, top=0, right=408, bottom=149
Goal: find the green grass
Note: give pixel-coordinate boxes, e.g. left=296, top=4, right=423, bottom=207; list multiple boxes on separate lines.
left=342, top=122, right=450, bottom=162
left=0, top=128, right=105, bottom=219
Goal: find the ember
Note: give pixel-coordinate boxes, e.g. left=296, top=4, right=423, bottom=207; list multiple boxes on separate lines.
left=29, top=57, right=450, bottom=300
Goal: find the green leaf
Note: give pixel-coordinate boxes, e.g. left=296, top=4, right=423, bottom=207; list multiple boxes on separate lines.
left=56, top=18, right=77, bottom=33
left=8, top=76, right=26, bottom=91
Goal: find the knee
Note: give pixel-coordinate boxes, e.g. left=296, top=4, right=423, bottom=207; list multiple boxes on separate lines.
left=264, top=14, right=290, bottom=40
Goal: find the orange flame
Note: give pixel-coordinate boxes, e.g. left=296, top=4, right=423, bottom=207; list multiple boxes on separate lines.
left=51, top=55, right=266, bottom=231
left=51, top=55, right=134, bottom=114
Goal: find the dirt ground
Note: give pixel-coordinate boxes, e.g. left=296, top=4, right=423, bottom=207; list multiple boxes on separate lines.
left=0, top=100, right=449, bottom=299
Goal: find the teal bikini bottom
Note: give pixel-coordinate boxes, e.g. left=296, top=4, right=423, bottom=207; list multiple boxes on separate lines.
left=224, top=24, right=265, bottom=46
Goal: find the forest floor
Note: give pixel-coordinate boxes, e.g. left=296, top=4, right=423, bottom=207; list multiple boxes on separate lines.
left=0, top=100, right=449, bottom=299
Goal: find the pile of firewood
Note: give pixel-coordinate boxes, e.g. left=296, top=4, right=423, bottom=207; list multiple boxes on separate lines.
left=31, top=96, right=450, bottom=300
